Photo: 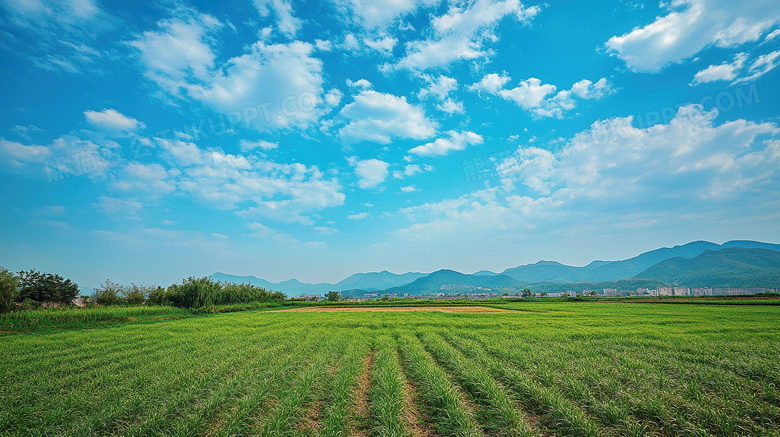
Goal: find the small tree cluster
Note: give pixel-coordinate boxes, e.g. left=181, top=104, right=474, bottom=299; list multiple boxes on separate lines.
left=17, top=269, right=79, bottom=306
left=150, top=277, right=286, bottom=309
left=93, top=280, right=157, bottom=306
left=0, top=267, right=19, bottom=313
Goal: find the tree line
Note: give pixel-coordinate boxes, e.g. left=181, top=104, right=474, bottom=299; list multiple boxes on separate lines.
left=0, top=267, right=286, bottom=313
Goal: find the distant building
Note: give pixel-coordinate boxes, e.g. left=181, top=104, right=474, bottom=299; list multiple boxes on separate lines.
left=658, top=286, right=673, bottom=296
left=302, top=294, right=320, bottom=302
left=603, top=288, right=619, bottom=296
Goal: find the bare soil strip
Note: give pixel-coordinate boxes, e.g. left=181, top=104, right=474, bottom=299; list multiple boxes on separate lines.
left=348, top=350, right=376, bottom=437
left=270, top=306, right=510, bottom=313
left=396, top=349, right=437, bottom=437
left=298, top=399, right=324, bottom=433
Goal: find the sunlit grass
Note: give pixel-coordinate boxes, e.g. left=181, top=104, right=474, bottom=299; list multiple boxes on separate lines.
left=1, top=302, right=778, bottom=435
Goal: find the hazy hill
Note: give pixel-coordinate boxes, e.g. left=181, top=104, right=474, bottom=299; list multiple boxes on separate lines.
left=211, top=240, right=780, bottom=296
left=211, top=270, right=426, bottom=295
left=334, top=270, right=427, bottom=291
left=501, top=240, right=780, bottom=283
left=635, top=248, right=780, bottom=287
left=383, top=269, right=522, bottom=296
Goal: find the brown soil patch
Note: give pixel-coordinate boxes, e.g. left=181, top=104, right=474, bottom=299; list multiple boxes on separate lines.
left=270, top=306, right=510, bottom=314
left=298, top=399, right=324, bottom=432
left=397, top=350, right=436, bottom=437
left=348, top=350, right=375, bottom=437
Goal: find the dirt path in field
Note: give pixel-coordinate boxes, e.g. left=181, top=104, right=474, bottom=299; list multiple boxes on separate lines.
left=348, top=349, right=375, bottom=437
left=298, top=399, right=324, bottom=433
left=396, top=349, right=437, bottom=437
left=270, top=306, right=510, bottom=313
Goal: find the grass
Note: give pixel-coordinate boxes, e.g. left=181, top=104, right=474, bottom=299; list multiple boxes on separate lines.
left=1, top=302, right=779, bottom=436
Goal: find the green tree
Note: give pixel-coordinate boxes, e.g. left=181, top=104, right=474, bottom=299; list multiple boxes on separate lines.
left=147, top=286, right=169, bottom=306
left=122, top=283, right=151, bottom=305
left=93, top=280, right=126, bottom=306
left=171, top=276, right=222, bottom=309
left=325, top=291, right=341, bottom=302
left=540, top=291, right=548, bottom=297
left=521, top=288, right=534, bottom=298
left=17, top=270, right=79, bottom=305
left=0, top=267, right=19, bottom=313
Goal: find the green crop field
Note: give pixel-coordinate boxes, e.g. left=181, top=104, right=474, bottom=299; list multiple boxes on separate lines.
left=1, top=302, right=779, bottom=436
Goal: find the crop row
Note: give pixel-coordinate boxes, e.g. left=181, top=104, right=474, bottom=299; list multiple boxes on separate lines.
left=2, top=307, right=780, bottom=436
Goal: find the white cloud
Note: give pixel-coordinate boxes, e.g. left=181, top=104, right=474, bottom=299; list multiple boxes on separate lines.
left=348, top=157, right=390, bottom=189
left=129, top=9, right=221, bottom=92
left=314, top=226, right=338, bottom=235
left=0, top=0, right=107, bottom=73
left=393, top=163, right=433, bottom=179
left=339, top=90, right=437, bottom=144
left=498, top=105, right=780, bottom=201
left=33, top=205, right=66, bottom=216
left=130, top=9, right=326, bottom=132
left=112, top=142, right=345, bottom=224
left=188, top=41, right=325, bottom=131
left=570, top=78, right=612, bottom=100
left=239, top=139, right=279, bottom=152
left=734, top=49, right=780, bottom=83
left=325, top=88, right=343, bottom=107
left=363, top=35, right=398, bottom=55
left=392, top=105, right=780, bottom=245
left=0, top=138, right=52, bottom=166
left=346, top=78, right=373, bottom=89
left=470, top=74, right=612, bottom=118
left=93, top=196, right=144, bottom=218
left=347, top=211, right=369, bottom=220
left=408, top=130, right=483, bottom=157
left=692, top=53, right=748, bottom=84
left=401, top=185, right=418, bottom=192
left=84, top=109, right=145, bottom=132
left=391, top=0, right=540, bottom=70
left=418, top=75, right=464, bottom=114
left=0, top=135, right=120, bottom=180
left=105, top=139, right=343, bottom=225
left=469, top=73, right=511, bottom=94
left=246, top=222, right=325, bottom=246
left=343, top=33, right=360, bottom=51
left=606, top=0, right=780, bottom=72
left=112, top=162, right=177, bottom=197
left=253, top=0, right=301, bottom=37
left=691, top=50, right=780, bottom=84
left=335, top=0, right=438, bottom=30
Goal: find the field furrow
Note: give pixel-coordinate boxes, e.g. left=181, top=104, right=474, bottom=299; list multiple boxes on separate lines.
left=396, top=332, right=484, bottom=437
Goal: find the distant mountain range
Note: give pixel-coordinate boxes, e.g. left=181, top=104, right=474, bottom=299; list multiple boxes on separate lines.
left=635, top=247, right=780, bottom=288
left=500, top=240, right=780, bottom=283
left=212, top=240, right=780, bottom=296
left=383, top=270, right=521, bottom=296
left=211, top=270, right=426, bottom=295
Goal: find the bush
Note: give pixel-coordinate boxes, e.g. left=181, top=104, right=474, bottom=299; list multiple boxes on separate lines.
left=123, top=283, right=154, bottom=305
left=165, top=278, right=287, bottom=309
left=0, top=267, right=19, bottom=313
left=93, top=280, right=126, bottom=306
left=147, top=286, right=170, bottom=306
left=17, top=270, right=79, bottom=305
left=171, top=276, right=222, bottom=309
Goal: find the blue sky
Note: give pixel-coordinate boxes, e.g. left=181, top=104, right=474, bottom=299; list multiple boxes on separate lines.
left=1, top=0, right=779, bottom=288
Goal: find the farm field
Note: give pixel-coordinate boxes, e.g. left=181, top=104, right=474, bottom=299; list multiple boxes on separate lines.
left=1, top=302, right=779, bottom=436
